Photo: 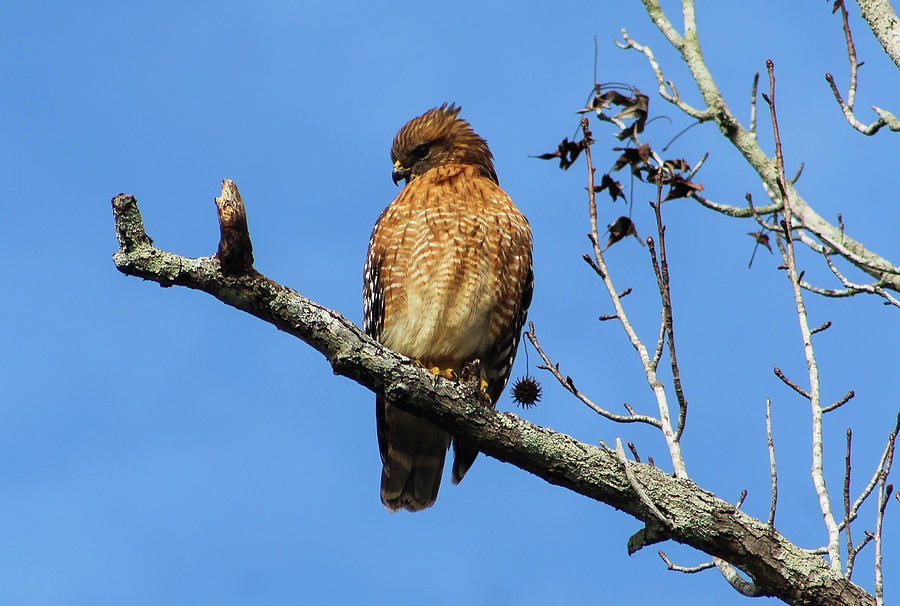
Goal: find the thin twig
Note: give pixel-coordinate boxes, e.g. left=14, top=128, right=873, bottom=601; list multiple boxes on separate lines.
left=526, top=323, right=661, bottom=427
left=825, top=70, right=899, bottom=134
left=616, top=29, right=713, bottom=121
left=580, top=117, right=687, bottom=478
left=847, top=532, right=875, bottom=579
left=649, top=185, right=689, bottom=441
left=658, top=551, right=715, bottom=573
left=799, top=281, right=859, bottom=298
left=766, top=398, right=777, bottom=526
left=773, top=367, right=811, bottom=399
left=687, top=152, right=707, bottom=180
left=824, top=1, right=900, bottom=135
left=691, top=192, right=781, bottom=220
left=749, top=72, right=759, bottom=138
left=745, top=193, right=783, bottom=232
left=789, top=162, right=805, bottom=185
left=838, top=0, right=859, bottom=108
left=874, top=413, right=900, bottom=605
left=763, top=59, right=841, bottom=571
left=844, top=428, right=853, bottom=578
left=823, top=253, right=900, bottom=308
left=648, top=253, right=668, bottom=372
left=823, top=390, right=855, bottom=414
left=839, top=415, right=900, bottom=531
left=810, top=320, right=832, bottom=335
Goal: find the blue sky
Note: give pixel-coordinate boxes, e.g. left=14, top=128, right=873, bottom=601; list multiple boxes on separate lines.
left=2, top=1, right=898, bottom=604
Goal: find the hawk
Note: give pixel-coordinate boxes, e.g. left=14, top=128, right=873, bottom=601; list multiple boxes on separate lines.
left=363, top=104, right=533, bottom=512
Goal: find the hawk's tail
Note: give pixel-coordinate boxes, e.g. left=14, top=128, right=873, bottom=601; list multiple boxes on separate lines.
left=378, top=399, right=451, bottom=512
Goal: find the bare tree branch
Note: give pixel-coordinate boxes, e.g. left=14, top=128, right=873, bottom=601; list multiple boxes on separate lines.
left=825, top=72, right=900, bottom=134
left=766, top=397, right=778, bottom=527
left=847, top=532, right=875, bottom=579
left=111, top=189, right=877, bottom=606
left=629, top=0, right=900, bottom=293
left=526, top=324, right=662, bottom=427
left=823, top=390, right=856, bottom=414
left=823, top=254, right=900, bottom=308
left=873, top=414, right=899, bottom=605
left=658, top=551, right=715, bottom=573
left=647, top=186, right=689, bottom=441
left=763, top=60, right=841, bottom=571
left=714, top=558, right=767, bottom=597
left=690, top=192, right=781, bottom=218
left=749, top=71, right=759, bottom=138
left=615, top=29, right=712, bottom=121
left=824, top=1, right=900, bottom=135
left=580, top=119, right=688, bottom=479
left=844, top=429, right=855, bottom=577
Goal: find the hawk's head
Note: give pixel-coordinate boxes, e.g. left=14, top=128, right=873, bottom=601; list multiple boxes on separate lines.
left=390, top=103, right=498, bottom=186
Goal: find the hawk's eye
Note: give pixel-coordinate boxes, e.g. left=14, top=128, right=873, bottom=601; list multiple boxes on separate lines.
left=409, top=143, right=430, bottom=162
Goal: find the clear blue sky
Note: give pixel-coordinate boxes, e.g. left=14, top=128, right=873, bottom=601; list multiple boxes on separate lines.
left=2, top=1, right=898, bottom=604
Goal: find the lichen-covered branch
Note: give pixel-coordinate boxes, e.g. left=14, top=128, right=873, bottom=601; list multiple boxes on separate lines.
left=112, top=190, right=875, bottom=605
left=855, top=0, right=900, bottom=70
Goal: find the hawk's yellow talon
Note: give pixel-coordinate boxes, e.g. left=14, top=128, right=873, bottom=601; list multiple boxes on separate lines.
left=429, top=366, right=457, bottom=380
left=415, top=360, right=458, bottom=381
left=478, top=378, right=492, bottom=401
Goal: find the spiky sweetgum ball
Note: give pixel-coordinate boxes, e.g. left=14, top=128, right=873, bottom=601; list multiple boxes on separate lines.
left=511, top=376, right=542, bottom=408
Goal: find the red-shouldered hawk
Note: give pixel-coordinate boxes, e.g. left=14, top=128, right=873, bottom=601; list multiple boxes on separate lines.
left=363, top=104, right=533, bottom=512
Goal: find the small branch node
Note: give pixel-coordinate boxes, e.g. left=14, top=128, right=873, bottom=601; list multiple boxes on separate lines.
left=627, top=441, right=641, bottom=463
left=811, top=320, right=832, bottom=335
left=773, top=367, right=810, bottom=399
left=215, top=179, right=255, bottom=276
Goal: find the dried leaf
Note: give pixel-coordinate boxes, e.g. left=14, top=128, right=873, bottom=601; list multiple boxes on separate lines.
left=591, top=90, right=632, bottom=112
left=612, top=143, right=652, bottom=175
left=593, top=173, right=626, bottom=203
left=533, top=137, right=583, bottom=170
left=613, top=92, right=648, bottom=129
left=604, top=216, right=644, bottom=250
left=662, top=176, right=704, bottom=201
left=747, top=231, right=772, bottom=253
left=614, top=122, right=640, bottom=141
left=663, top=158, right=691, bottom=173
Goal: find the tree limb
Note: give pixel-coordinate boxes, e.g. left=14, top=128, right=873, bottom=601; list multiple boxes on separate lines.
left=111, top=191, right=876, bottom=606
left=855, top=0, right=900, bottom=70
